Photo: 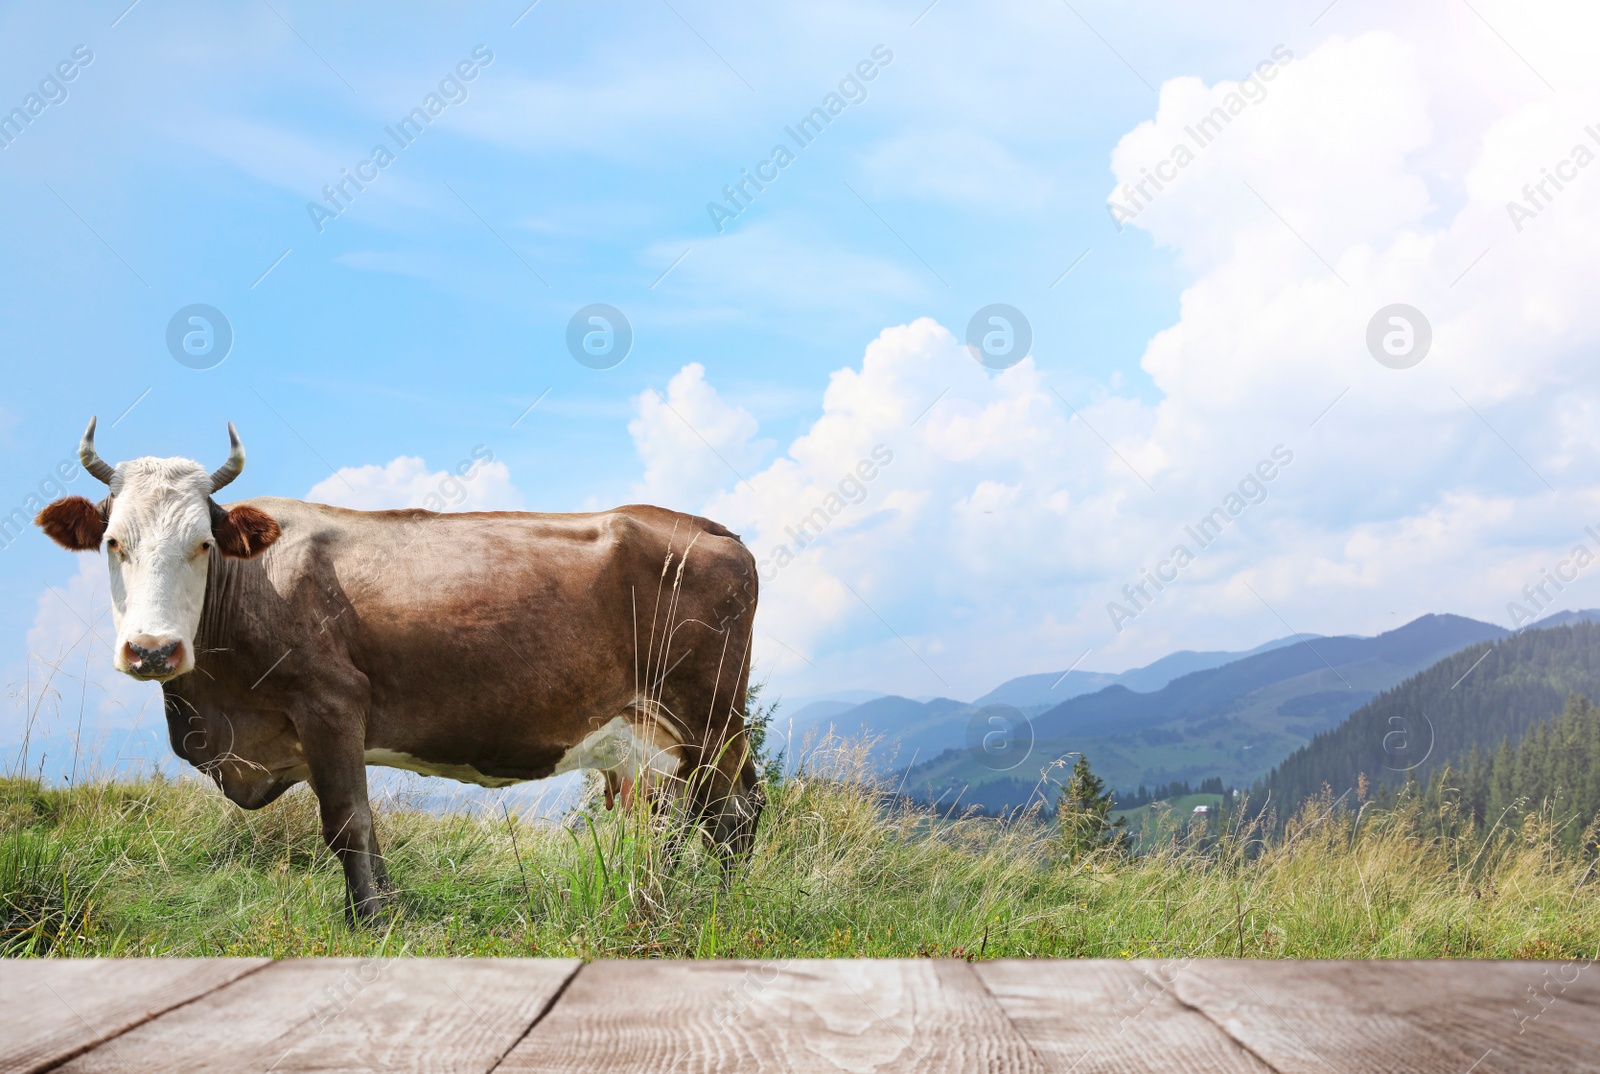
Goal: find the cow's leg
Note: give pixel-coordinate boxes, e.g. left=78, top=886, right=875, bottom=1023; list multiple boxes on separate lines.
left=675, top=706, right=762, bottom=870
left=368, top=825, right=393, bottom=894
left=301, top=730, right=389, bottom=924
left=713, top=649, right=764, bottom=868
left=699, top=744, right=762, bottom=869
left=652, top=648, right=762, bottom=871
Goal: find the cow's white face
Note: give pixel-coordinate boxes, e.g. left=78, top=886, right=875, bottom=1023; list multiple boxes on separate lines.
left=103, top=459, right=217, bottom=680
left=35, top=418, right=280, bottom=683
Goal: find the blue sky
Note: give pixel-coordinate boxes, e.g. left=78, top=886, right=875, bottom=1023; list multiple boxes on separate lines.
left=4, top=0, right=1599, bottom=765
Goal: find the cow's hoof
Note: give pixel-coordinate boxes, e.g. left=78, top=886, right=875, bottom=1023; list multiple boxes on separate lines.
left=346, top=891, right=396, bottom=928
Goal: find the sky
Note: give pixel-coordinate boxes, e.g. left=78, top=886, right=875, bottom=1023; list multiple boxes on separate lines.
left=4, top=0, right=1600, bottom=773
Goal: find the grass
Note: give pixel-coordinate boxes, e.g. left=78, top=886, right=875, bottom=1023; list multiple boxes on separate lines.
left=2, top=743, right=1597, bottom=960
left=1112, top=793, right=1224, bottom=841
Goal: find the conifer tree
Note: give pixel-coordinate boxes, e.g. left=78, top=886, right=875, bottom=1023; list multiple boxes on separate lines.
left=1058, top=755, right=1132, bottom=859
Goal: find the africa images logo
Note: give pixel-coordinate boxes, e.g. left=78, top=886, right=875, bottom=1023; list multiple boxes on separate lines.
left=1106, top=44, right=1292, bottom=230
left=166, top=304, right=234, bottom=370
left=1108, top=446, right=1293, bottom=632
left=706, top=45, right=893, bottom=233
left=757, top=445, right=893, bottom=580
left=0, top=45, right=93, bottom=150
left=306, top=46, right=494, bottom=233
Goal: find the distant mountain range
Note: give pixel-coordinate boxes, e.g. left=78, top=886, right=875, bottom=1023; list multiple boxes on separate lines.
left=971, top=633, right=1317, bottom=711
left=782, top=633, right=1319, bottom=751
left=779, top=609, right=1600, bottom=813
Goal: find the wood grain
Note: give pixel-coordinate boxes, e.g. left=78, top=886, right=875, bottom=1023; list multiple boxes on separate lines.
left=974, top=959, right=1274, bottom=1073
left=499, top=958, right=1048, bottom=1073
left=0, top=958, right=270, bottom=1074
left=50, top=958, right=580, bottom=1074
left=1171, top=960, right=1600, bottom=1074
left=16, top=957, right=1598, bottom=1072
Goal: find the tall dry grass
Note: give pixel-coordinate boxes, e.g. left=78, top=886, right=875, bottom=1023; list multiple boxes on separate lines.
left=2, top=740, right=1596, bottom=960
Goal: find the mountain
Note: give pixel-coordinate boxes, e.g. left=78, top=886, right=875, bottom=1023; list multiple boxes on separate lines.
left=1527, top=608, right=1600, bottom=630
left=787, top=632, right=1330, bottom=758
left=773, top=692, right=887, bottom=755
left=897, top=613, right=1510, bottom=808
left=1258, top=619, right=1600, bottom=811
left=1029, top=614, right=1504, bottom=741
left=785, top=695, right=977, bottom=767
left=785, top=689, right=888, bottom=708
left=970, top=634, right=1316, bottom=712
left=970, top=670, right=1121, bottom=712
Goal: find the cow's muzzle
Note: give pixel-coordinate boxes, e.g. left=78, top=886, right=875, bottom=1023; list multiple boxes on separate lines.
left=122, top=634, right=185, bottom=680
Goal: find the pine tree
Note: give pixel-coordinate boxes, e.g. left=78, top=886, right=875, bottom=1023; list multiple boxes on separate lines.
left=742, top=681, right=784, bottom=787
left=1057, top=754, right=1131, bottom=859
left=1413, top=694, right=1600, bottom=854
left=1489, top=737, right=1515, bottom=821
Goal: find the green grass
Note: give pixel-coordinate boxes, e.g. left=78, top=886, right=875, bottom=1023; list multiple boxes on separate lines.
left=2, top=746, right=1597, bottom=960
left=1112, top=793, right=1224, bottom=841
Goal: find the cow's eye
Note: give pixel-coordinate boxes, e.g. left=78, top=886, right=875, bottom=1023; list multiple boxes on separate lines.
left=105, top=538, right=120, bottom=551
left=199, top=540, right=213, bottom=555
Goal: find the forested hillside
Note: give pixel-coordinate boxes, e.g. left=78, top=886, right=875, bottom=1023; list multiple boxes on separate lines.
left=1412, top=694, right=1600, bottom=853
left=1258, top=622, right=1600, bottom=810
left=900, top=613, right=1506, bottom=806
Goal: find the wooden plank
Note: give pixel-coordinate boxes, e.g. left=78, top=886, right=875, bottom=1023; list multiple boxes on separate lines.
left=0, top=958, right=270, bottom=1074
left=499, top=959, right=1048, bottom=1073
left=1357, top=959, right=1600, bottom=1072
left=1171, top=960, right=1600, bottom=1074
left=974, top=959, right=1274, bottom=1073
left=52, top=958, right=580, bottom=1074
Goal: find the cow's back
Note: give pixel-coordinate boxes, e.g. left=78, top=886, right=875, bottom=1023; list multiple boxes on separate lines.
left=191, top=497, right=756, bottom=783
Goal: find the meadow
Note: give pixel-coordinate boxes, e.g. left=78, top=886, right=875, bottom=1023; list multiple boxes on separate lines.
left=3, top=740, right=1597, bottom=962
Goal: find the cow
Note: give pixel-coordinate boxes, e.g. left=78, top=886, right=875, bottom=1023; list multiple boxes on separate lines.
left=34, top=418, right=763, bottom=922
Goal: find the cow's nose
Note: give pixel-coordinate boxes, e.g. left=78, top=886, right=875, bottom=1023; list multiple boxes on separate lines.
left=124, top=634, right=184, bottom=677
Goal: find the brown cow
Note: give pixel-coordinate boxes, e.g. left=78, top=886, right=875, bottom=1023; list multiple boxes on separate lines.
left=35, top=418, right=762, bottom=922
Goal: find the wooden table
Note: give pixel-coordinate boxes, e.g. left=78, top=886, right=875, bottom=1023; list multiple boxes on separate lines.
left=2, top=958, right=1595, bottom=1072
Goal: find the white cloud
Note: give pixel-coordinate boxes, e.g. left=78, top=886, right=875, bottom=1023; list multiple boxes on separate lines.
left=3, top=556, right=160, bottom=751
left=623, top=9, right=1600, bottom=700
left=640, top=322, right=1108, bottom=694
left=307, top=454, right=525, bottom=512
left=1106, top=35, right=1435, bottom=270
left=629, top=363, right=770, bottom=510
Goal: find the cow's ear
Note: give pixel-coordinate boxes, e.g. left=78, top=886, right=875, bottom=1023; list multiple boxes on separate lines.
left=212, top=504, right=281, bottom=560
left=35, top=496, right=108, bottom=551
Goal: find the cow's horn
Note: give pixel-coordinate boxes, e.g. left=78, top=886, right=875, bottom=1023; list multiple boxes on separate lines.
left=79, top=416, right=117, bottom=485
left=209, top=422, right=245, bottom=493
